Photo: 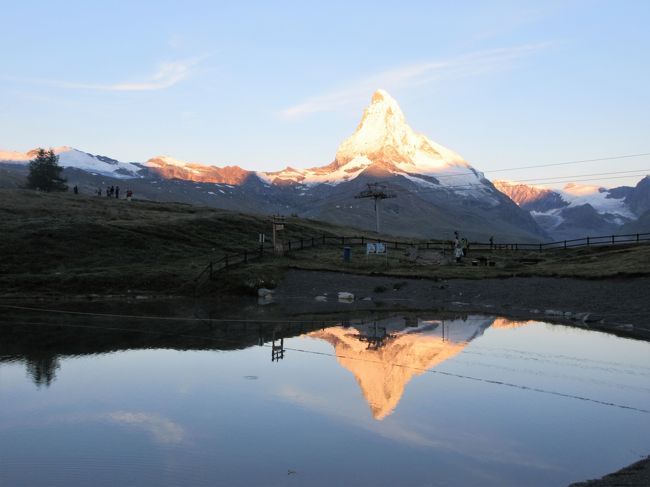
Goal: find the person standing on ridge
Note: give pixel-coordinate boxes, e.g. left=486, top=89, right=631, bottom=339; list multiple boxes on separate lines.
left=115, top=186, right=119, bottom=199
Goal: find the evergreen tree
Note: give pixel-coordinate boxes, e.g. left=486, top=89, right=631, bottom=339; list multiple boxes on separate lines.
left=26, top=148, right=68, bottom=192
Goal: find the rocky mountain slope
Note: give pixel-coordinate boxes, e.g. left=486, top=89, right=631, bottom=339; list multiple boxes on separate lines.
left=2, top=90, right=550, bottom=241
left=495, top=177, right=650, bottom=240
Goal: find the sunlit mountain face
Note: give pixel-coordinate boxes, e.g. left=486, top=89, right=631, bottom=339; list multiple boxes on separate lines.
left=0, top=90, right=548, bottom=241
left=307, top=316, right=513, bottom=420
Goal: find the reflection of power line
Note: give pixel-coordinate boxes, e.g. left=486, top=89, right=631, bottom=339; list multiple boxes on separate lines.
left=355, top=183, right=396, bottom=234
left=4, top=318, right=648, bottom=414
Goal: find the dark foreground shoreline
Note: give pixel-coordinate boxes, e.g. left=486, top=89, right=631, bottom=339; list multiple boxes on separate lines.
left=568, top=456, right=650, bottom=486
left=272, top=271, right=650, bottom=340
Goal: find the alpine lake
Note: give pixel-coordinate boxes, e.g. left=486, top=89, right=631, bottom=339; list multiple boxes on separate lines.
left=1, top=304, right=649, bottom=487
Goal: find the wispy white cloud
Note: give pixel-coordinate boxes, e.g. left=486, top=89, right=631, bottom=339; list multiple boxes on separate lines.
left=1, top=56, right=205, bottom=92
left=61, top=57, right=204, bottom=91
left=281, top=43, right=550, bottom=119
left=106, top=411, right=186, bottom=444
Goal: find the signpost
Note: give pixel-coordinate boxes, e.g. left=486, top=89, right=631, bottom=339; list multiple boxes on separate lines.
left=271, top=215, right=286, bottom=255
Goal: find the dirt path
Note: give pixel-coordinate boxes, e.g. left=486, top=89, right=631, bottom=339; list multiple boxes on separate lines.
left=273, top=270, right=650, bottom=339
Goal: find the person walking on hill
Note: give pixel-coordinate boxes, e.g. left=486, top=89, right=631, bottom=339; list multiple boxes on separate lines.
left=126, top=189, right=133, bottom=201
left=73, top=185, right=78, bottom=194
left=115, top=186, right=119, bottom=199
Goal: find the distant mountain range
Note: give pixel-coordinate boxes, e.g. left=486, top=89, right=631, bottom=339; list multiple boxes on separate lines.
left=2, top=90, right=648, bottom=241
left=495, top=177, right=650, bottom=239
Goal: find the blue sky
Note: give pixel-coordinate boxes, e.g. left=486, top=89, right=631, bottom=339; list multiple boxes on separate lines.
left=1, top=0, right=649, bottom=187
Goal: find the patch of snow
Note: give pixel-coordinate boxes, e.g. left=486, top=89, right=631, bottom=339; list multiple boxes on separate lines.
left=0, top=146, right=141, bottom=178
left=560, top=183, right=634, bottom=218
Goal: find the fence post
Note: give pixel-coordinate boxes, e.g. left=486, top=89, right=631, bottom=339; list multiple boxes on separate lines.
left=342, top=236, right=345, bottom=245
left=288, top=240, right=292, bottom=251
left=361, top=236, right=365, bottom=245
left=611, top=235, right=615, bottom=245
left=564, top=240, right=567, bottom=249
left=637, top=234, right=640, bottom=243
left=539, top=243, right=542, bottom=252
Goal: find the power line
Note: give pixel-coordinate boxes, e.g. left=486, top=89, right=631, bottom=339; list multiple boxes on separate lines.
left=486, top=152, right=650, bottom=174
left=385, top=169, right=649, bottom=195
left=401, top=152, right=650, bottom=181
left=501, top=168, right=650, bottom=184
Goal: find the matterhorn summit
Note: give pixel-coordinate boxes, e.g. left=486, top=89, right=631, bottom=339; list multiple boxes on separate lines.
left=263, top=89, right=486, bottom=189
left=336, top=90, right=472, bottom=177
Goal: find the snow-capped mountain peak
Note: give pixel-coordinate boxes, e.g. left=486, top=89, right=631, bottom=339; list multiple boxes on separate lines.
left=336, top=89, right=465, bottom=170
left=0, top=146, right=141, bottom=178
left=260, top=89, right=487, bottom=190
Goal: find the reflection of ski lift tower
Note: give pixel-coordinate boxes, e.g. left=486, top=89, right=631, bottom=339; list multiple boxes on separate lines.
left=271, top=331, right=285, bottom=362
left=358, top=321, right=390, bottom=350
left=354, top=183, right=396, bottom=235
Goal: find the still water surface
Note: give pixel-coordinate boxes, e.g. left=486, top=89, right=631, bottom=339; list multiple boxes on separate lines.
left=1, top=313, right=649, bottom=486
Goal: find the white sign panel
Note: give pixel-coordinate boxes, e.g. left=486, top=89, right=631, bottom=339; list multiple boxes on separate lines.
left=366, top=243, right=387, bottom=255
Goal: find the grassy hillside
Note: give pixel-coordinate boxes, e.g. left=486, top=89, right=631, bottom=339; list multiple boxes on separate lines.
left=0, top=190, right=376, bottom=297
left=1, top=189, right=649, bottom=299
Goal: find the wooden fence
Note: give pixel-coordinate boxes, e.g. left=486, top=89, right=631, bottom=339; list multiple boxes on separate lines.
left=193, top=231, right=649, bottom=285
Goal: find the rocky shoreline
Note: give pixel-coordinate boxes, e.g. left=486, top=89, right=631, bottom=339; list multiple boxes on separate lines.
left=271, top=270, right=650, bottom=340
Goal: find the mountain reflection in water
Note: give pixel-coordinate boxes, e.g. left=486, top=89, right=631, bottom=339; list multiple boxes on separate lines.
left=308, top=316, right=531, bottom=419
left=1, top=309, right=537, bottom=419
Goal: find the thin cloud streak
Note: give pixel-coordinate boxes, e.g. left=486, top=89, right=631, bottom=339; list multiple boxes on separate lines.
left=2, top=57, right=205, bottom=92
left=63, top=57, right=203, bottom=91
left=281, top=43, right=550, bottom=119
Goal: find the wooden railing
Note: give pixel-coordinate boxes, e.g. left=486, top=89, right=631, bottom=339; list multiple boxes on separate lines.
left=194, top=231, right=650, bottom=284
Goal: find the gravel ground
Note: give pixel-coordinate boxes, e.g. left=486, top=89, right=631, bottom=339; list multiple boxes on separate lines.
left=273, top=270, right=650, bottom=339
